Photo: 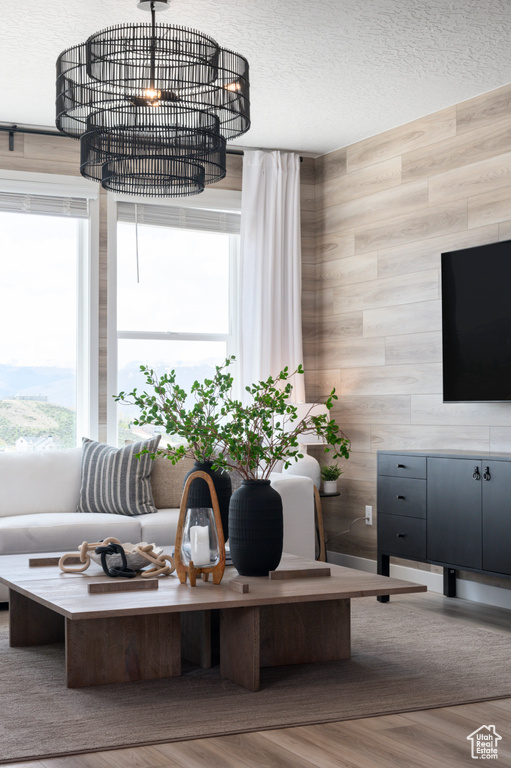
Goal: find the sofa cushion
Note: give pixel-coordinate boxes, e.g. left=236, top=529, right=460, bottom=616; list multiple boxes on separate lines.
left=0, top=512, right=143, bottom=555
left=0, top=448, right=82, bottom=518
left=77, top=437, right=160, bottom=516
left=150, top=455, right=195, bottom=509
left=138, top=508, right=180, bottom=548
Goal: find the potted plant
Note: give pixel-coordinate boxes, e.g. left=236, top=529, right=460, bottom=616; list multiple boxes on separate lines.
left=115, top=358, right=351, bottom=577
left=114, top=358, right=236, bottom=540
left=321, top=464, right=343, bottom=494
left=212, top=364, right=351, bottom=576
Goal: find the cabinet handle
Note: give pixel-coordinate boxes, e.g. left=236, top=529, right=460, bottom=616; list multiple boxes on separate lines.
left=397, top=464, right=406, bottom=468
left=396, top=495, right=405, bottom=500
left=483, top=466, right=491, bottom=481
left=396, top=533, right=406, bottom=538
left=472, top=466, right=480, bottom=480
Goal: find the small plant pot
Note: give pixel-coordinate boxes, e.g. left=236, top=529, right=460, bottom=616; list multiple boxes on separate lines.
left=323, top=480, right=338, bottom=494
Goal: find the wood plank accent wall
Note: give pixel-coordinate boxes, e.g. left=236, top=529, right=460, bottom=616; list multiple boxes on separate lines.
left=310, top=83, right=511, bottom=590
left=300, top=157, right=317, bottom=375
left=0, top=132, right=243, bottom=441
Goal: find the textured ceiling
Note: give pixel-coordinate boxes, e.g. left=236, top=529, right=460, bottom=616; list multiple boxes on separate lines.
left=2, top=0, right=511, bottom=154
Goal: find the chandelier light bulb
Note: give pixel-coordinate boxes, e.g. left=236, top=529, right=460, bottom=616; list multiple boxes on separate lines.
left=143, top=88, right=161, bottom=101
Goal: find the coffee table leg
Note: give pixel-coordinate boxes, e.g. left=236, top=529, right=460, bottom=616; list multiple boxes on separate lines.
left=220, top=606, right=260, bottom=691
left=260, top=598, right=351, bottom=667
left=181, top=610, right=212, bottom=668
left=9, top=589, right=65, bottom=647
left=220, top=599, right=350, bottom=691
left=65, top=613, right=181, bottom=688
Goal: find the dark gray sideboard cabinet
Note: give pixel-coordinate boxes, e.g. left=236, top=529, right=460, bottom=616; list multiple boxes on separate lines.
left=377, top=451, right=511, bottom=602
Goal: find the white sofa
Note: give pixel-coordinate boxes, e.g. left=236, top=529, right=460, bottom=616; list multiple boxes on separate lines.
left=0, top=448, right=315, bottom=602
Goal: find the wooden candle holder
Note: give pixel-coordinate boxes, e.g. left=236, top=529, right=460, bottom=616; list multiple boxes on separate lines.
left=174, top=470, right=226, bottom=586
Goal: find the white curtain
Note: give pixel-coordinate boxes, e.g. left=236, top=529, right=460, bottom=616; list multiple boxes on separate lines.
left=238, top=150, right=305, bottom=402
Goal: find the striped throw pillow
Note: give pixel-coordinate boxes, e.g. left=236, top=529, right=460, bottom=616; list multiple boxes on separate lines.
left=77, top=436, right=161, bottom=516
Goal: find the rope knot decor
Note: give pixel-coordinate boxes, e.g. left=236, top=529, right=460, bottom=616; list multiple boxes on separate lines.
left=95, top=543, right=137, bottom=578
left=135, top=544, right=175, bottom=577
left=58, top=539, right=176, bottom=578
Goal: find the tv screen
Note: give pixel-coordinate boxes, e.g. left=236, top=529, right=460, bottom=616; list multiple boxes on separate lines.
left=442, top=239, right=511, bottom=402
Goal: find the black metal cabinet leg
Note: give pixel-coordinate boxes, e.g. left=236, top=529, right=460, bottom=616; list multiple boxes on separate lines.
left=377, top=552, right=390, bottom=603
left=443, top=567, right=457, bottom=597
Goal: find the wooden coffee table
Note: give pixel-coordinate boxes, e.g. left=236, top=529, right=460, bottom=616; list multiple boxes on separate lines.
left=0, top=552, right=426, bottom=691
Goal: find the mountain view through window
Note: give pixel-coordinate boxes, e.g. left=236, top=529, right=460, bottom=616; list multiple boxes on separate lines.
left=0, top=212, right=80, bottom=451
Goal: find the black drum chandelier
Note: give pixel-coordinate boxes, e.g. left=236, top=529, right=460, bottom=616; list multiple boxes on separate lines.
left=55, top=0, right=250, bottom=197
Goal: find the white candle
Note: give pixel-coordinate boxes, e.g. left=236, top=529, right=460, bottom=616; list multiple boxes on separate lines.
left=190, top=525, right=210, bottom=566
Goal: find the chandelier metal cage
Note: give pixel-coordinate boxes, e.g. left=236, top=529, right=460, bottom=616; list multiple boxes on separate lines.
left=55, top=0, right=250, bottom=197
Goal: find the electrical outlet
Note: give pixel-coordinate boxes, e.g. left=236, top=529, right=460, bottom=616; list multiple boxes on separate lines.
left=365, top=505, right=373, bottom=526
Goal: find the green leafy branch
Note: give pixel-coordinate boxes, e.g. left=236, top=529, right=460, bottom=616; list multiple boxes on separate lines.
left=213, top=364, right=351, bottom=480
left=114, top=357, right=351, bottom=481
left=114, top=356, right=236, bottom=464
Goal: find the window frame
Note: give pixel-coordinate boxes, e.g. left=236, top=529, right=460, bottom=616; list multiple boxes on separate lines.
left=0, top=170, right=99, bottom=445
left=107, top=189, right=241, bottom=446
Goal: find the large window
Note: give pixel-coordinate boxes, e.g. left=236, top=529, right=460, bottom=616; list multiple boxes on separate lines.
left=0, top=179, right=97, bottom=451
left=113, top=197, right=240, bottom=446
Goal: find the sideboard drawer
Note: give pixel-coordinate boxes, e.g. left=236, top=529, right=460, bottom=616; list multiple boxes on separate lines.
left=378, top=476, right=426, bottom=519
left=378, top=454, right=427, bottom=479
left=378, top=514, right=426, bottom=560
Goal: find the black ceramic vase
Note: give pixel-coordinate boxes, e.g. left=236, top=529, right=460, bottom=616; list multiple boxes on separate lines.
left=228, top=479, right=283, bottom=576
left=183, top=461, right=232, bottom=541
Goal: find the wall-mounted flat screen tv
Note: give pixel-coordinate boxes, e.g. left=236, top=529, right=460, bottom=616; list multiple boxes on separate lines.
left=442, top=239, right=511, bottom=402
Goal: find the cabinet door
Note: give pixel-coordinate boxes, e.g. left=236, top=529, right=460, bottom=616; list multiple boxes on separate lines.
left=482, top=461, right=511, bottom=575
left=427, top=458, right=482, bottom=569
